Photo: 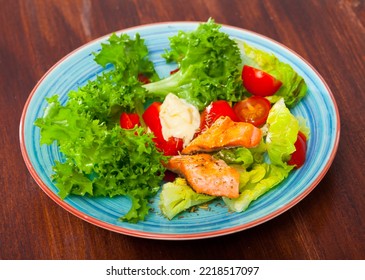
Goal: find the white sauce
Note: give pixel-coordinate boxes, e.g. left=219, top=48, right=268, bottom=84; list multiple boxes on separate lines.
left=159, top=93, right=200, bottom=147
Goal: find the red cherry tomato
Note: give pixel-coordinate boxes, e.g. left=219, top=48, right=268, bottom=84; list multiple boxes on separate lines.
left=137, top=73, right=151, bottom=84
left=120, top=112, right=141, bottom=129
left=233, top=96, right=271, bottom=127
left=156, top=137, right=184, bottom=156
left=198, top=100, right=239, bottom=134
left=142, top=102, right=163, bottom=139
left=288, top=131, right=307, bottom=169
left=142, top=102, right=183, bottom=156
left=242, top=65, right=282, bottom=97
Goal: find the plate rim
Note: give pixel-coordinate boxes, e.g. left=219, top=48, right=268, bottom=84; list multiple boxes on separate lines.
left=19, top=21, right=340, bottom=240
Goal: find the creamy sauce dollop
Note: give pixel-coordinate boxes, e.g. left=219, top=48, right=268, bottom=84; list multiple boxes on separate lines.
left=159, top=93, right=200, bottom=147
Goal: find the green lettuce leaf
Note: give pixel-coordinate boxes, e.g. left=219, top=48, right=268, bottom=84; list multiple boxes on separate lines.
left=52, top=159, right=94, bottom=199
left=34, top=32, right=168, bottom=223
left=223, top=163, right=289, bottom=212
left=237, top=41, right=308, bottom=108
left=297, top=115, right=311, bottom=139
left=120, top=188, right=152, bottom=223
left=213, top=140, right=266, bottom=170
left=143, top=18, right=245, bottom=110
left=266, top=98, right=299, bottom=169
left=64, top=32, right=160, bottom=127
left=214, top=148, right=254, bottom=169
left=159, top=178, right=215, bottom=220
left=94, top=33, right=159, bottom=83
left=35, top=96, right=166, bottom=223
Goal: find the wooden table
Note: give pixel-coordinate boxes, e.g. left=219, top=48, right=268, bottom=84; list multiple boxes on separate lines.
left=1, top=0, right=364, bottom=260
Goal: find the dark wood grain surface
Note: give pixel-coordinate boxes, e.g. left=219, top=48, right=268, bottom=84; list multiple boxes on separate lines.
left=1, top=0, right=364, bottom=260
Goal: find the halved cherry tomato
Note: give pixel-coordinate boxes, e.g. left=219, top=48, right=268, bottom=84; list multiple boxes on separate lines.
left=242, top=65, right=282, bottom=97
left=233, top=96, right=271, bottom=127
left=142, top=102, right=163, bottom=139
left=198, top=100, right=239, bottom=134
left=120, top=112, right=141, bottom=129
left=288, top=131, right=307, bottom=169
left=137, top=73, right=151, bottom=84
left=142, top=102, right=183, bottom=156
left=157, top=137, right=184, bottom=156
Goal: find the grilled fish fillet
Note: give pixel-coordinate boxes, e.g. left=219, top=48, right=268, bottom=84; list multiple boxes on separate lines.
left=182, top=116, right=262, bottom=154
left=166, top=154, right=240, bottom=198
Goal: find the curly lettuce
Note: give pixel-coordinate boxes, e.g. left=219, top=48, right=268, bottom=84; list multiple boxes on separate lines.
left=143, top=18, right=245, bottom=110
left=66, top=33, right=160, bottom=127
left=34, top=33, right=166, bottom=223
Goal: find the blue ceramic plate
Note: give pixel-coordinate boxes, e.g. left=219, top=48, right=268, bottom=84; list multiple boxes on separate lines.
left=20, top=22, right=340, bottom=240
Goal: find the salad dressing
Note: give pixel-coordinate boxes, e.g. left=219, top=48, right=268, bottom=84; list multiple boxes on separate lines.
left=159, top=93, right=200, bottom=147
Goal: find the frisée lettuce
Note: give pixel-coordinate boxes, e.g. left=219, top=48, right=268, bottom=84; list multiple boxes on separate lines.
left=35, top=96, right=166, bottom=223
left=143, top=18, right=245, bottom=110
left=34, top=32, right=166, bottom=223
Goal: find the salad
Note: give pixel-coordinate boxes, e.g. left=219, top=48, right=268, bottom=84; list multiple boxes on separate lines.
left=35, top=18, right=309, bottom=223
